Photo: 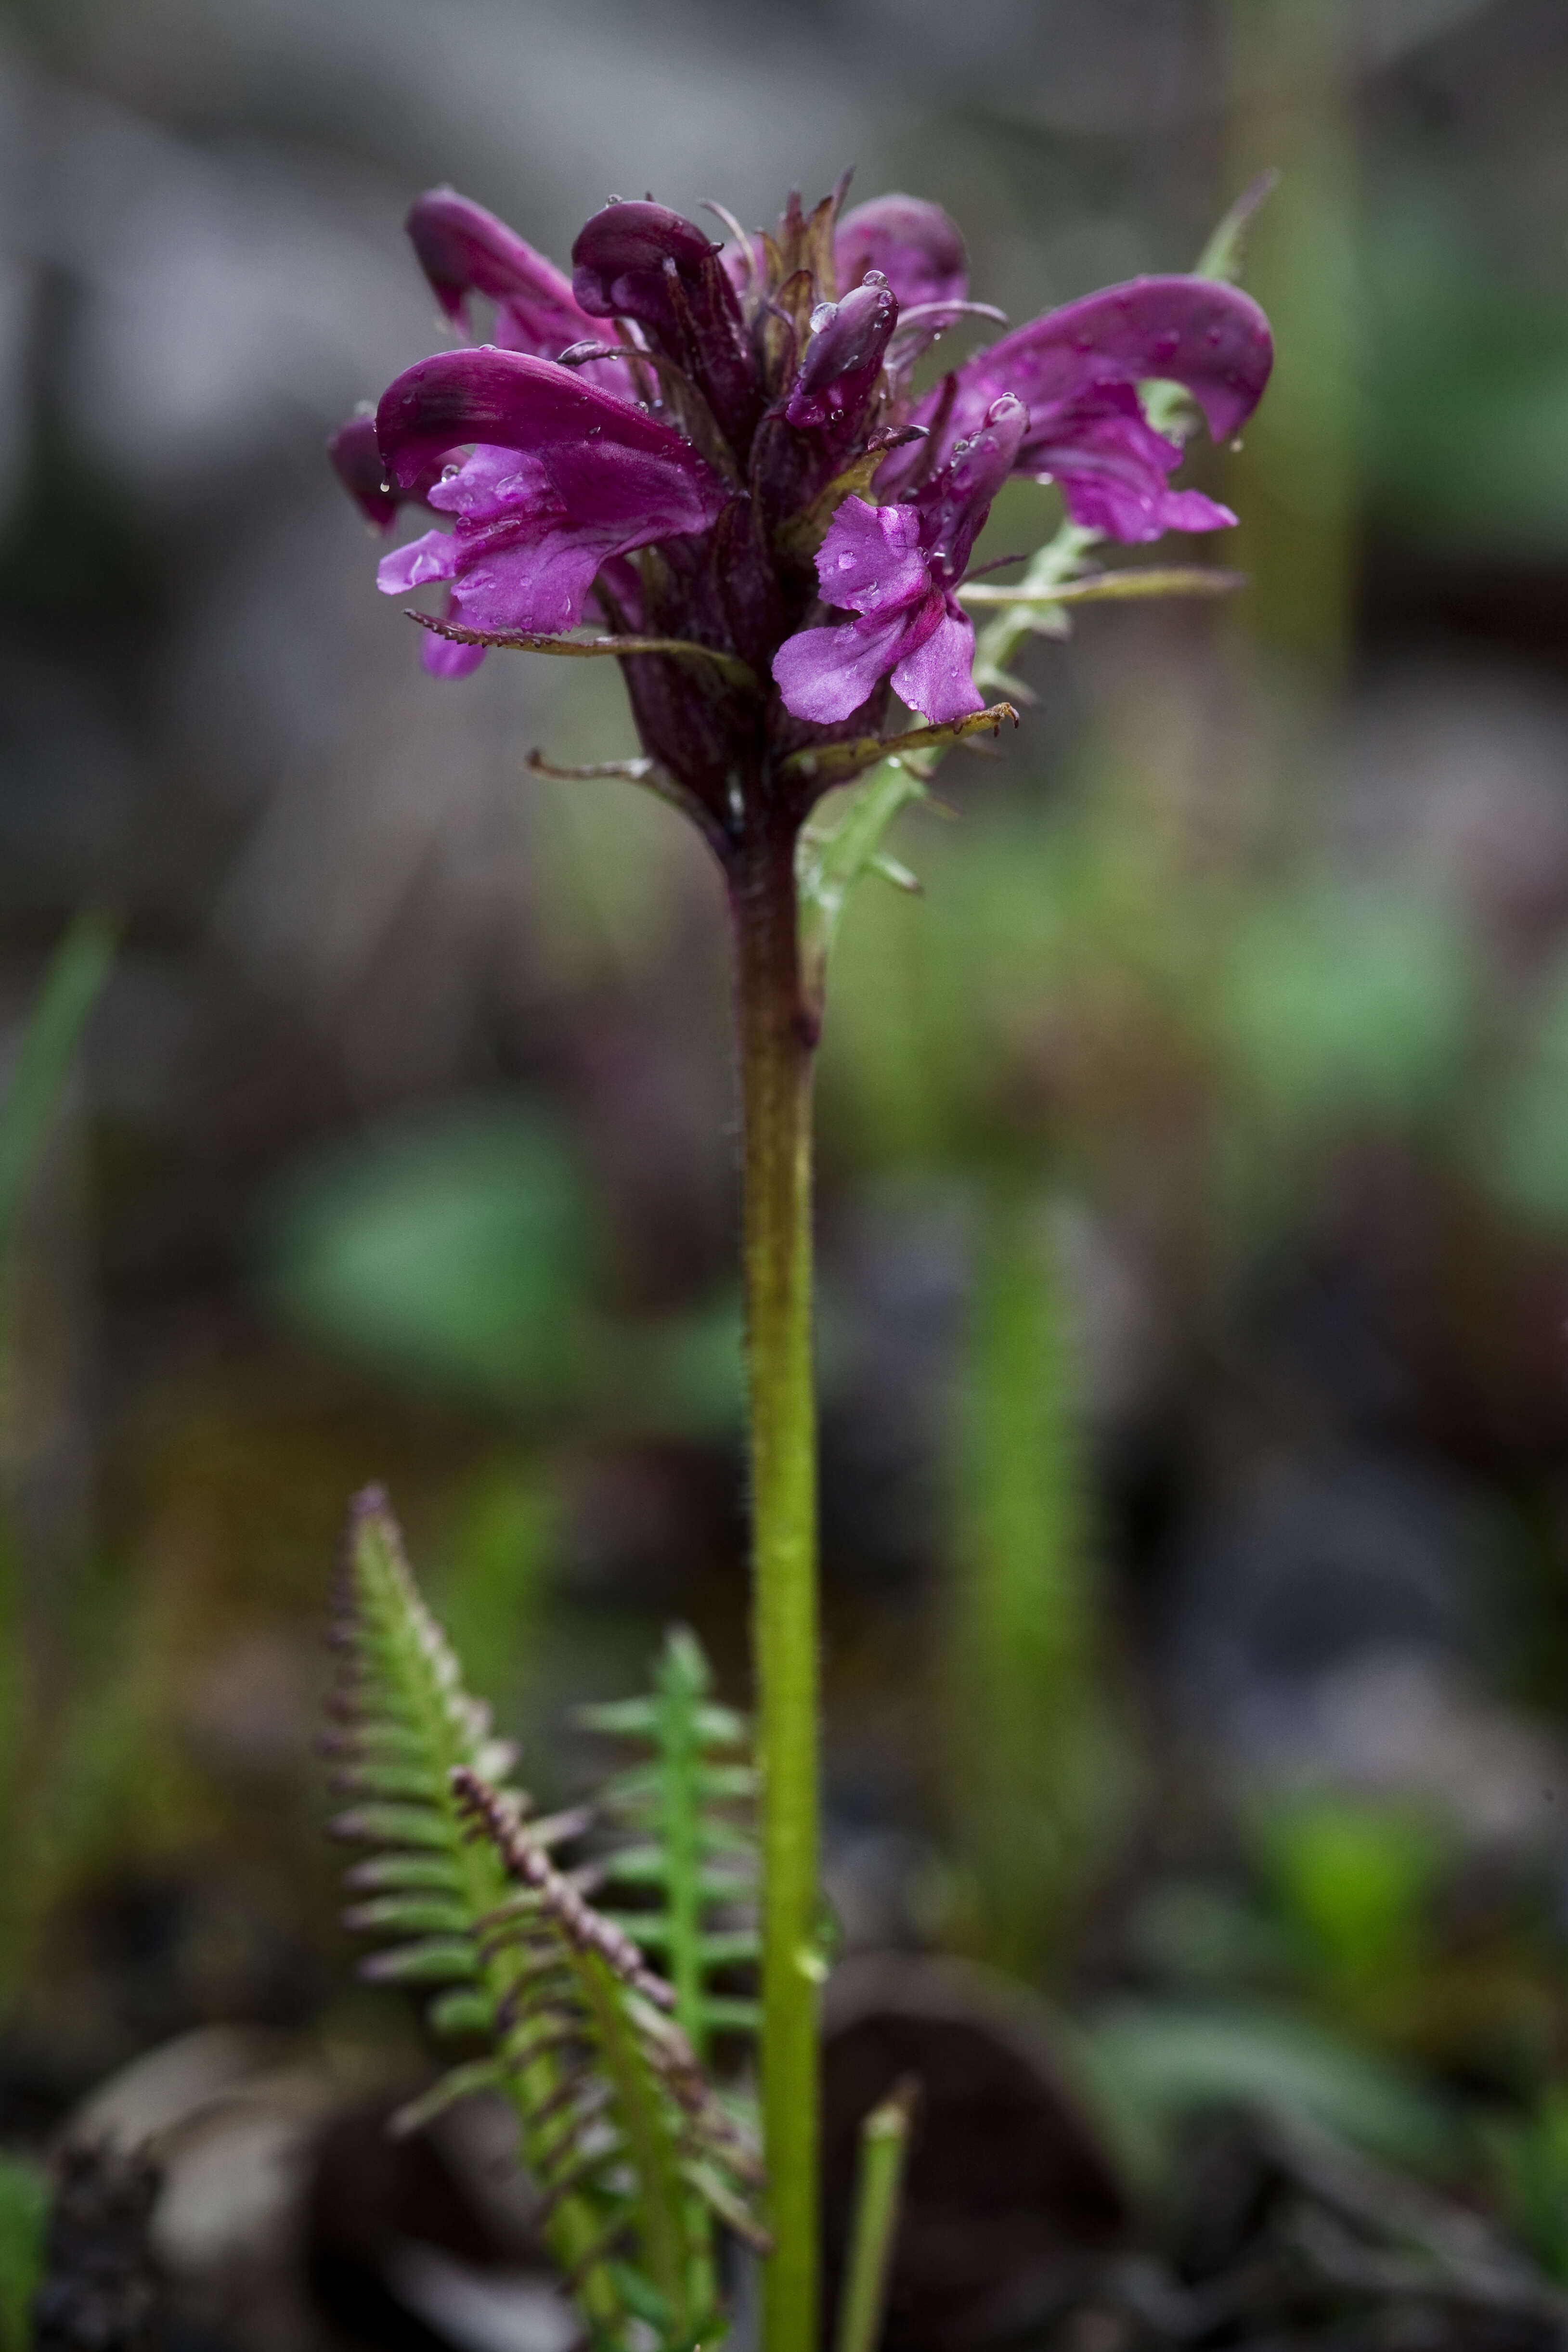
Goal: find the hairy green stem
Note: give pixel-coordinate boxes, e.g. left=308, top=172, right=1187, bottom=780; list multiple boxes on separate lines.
left=729, top=809, right=820, bottom=2352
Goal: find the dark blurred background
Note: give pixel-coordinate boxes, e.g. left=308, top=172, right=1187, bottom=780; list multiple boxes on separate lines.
left=9, top=0, right=1568, bottom=2335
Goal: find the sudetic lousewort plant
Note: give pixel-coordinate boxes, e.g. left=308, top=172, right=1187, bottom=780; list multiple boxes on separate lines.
left=327, top=173, right=1273, bottom=2352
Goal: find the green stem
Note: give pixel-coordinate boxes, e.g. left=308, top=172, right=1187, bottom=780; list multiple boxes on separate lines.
left=729, top=809, right=820, bottom=2352
left=834, top=2083, right=916, bottom=2352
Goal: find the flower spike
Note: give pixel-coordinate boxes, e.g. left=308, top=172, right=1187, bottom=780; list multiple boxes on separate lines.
left=337, top=174, right=1270, bottom=792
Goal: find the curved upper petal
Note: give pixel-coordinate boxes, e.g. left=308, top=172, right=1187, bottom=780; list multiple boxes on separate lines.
left=570, top=201, right=758, bottom=452
left=834, top=194, right=967, bottom=308
left=408, top=190, right=596, bottom=349
left=571, top=201, right=719, bottom=325
left=376, top=348, right=727, bottom=543
left=938, top=274, right=1273, bottom=461
left=329, top=411, right=400, bottom=529
left=375, top=355, right=730, bottom=645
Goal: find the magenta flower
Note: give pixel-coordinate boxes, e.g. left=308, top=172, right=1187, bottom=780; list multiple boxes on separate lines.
left=773, top=394, right=1026, bottom=725
left=332, top=179, right=1270, bottom=818
left=373, top=348, right=727, bottom=677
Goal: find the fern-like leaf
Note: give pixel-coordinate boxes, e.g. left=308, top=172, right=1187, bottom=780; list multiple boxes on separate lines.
left=581, top=1628, right=760, bottom=2067
left=325, top=1488, right=766, bottom=2352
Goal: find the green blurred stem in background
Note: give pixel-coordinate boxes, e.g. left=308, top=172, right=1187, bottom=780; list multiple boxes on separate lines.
left=1226, top=0, right=1360, bottom=682
left=0, top=915, right=115, bottom=1345
left=730, top=810, right=821, bottom=2352
left=0, top=914, right=114, bottom=1988
left=946, top=1188, right=1117, bottom=1981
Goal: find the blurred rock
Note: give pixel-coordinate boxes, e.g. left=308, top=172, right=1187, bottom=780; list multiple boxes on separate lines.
left=822, top=1953, right=1127, bottom=2352
left=35, top=2142, right=161, bottom=2352
left=1164, top=1448, right=1489, bottom=1765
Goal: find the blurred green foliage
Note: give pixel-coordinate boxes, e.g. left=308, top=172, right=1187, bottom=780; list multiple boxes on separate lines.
left=259, top=1102, right=593, bottom=1414
left=428, top=1457, right=557, bottom=1722
left=1480, top=946, right=1568, bottom=1228
left=1218, top=879, right=1474, bottom=1142
left=1257, top=1794, right=1449, bottom=2006
left=258, top=1097, right=740, bottom=1435
left=0, top=2152, right=47, bottom=2352
left=1487, top=2088, right=1568, bottom=2283
left=1079, top=1998, right=1461, bottom=2189
left=1370, top=178, right=1568, bottom=556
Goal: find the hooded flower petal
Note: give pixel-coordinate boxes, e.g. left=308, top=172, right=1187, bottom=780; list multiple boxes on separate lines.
left=571, top=201, right=720, bottom=330
left=377, top=348, right=723, bottom=511
left=328, top=411, right=401, bottom=529
left=785, top=274, right=899, bottom=433
left=952, top=274, right=1272, bottom=450
left=571, top=201, right=757, bottom=450
left=834, top=194, right=967, bottom=310
left=405, top=188, right=632, bottom=397
left=375, top=350, right=729, bottom=645
left=408, top=190, right=595, bottom=351
left=885, top=274, right=1272, bottom=541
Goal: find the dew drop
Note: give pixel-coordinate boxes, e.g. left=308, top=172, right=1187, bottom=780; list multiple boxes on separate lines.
left=836, top=553, right=854, bottom=569
left=863, top=268, right=888, bottom=288
left=608, top=193, right=623, bottom=204
left=809, top=301, right=835, bottom=333
left=1229, top=437, right=1244, bottom=453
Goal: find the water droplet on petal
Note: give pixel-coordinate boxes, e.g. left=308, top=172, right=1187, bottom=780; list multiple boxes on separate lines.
left=863, top=269, right=888, bottom=288
left=837, top=553, right=854, bottom=570
left=809, top=302, right=835, bottom=333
